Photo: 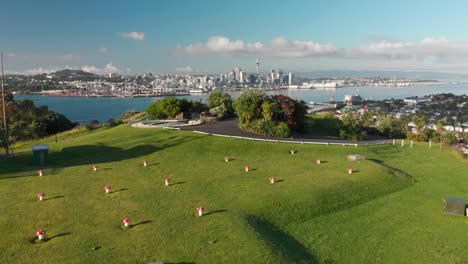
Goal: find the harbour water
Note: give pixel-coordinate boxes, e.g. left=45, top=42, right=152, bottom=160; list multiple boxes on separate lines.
left=14, top=83, right=468, bottom=124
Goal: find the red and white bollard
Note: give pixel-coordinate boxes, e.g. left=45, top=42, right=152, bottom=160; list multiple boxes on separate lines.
left=290, top=149, right=296, bottom=155
left=37, top=192, right=45, bottom=201
left=122, top=218, right=131, bottom=227
left=244, top=166, right=250, bottom=172
left=143, top=160, right=148, bottom=167
left=37, top=170, right=44, bottom=177
left=92, top=165, right=98, bottom=172
left=316, top=159, right=321, bottom=164
left=270, top=177, right=276, bottom=184
left=224, top=156, right=229, bottom=162
left=164, top=178, right=170, bottom=186
left=105, top=185, right=111, bottom=194
left=36, top=230, right=45, bottom=240
left=347, top=168, right=353, bottom=174
left=197, top=207, right=204, bottom=216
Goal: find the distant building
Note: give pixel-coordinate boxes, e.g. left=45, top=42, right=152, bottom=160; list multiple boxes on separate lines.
left=109, top=72, right=118, bottom=78
left=344, top=94, right=362, bottom=105
left=288, top=72, right=294, bottom=86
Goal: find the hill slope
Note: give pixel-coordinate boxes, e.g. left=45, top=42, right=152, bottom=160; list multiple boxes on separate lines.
left=0, top=125, right=466, bottom=263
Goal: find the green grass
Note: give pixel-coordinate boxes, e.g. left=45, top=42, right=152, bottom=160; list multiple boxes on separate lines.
left=0, top=125, right=466, bottom=263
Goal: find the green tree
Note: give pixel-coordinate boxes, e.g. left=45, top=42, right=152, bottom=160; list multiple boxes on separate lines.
left=146, top=97, right=183, bottom=119
left=233, top=90, right=264, bottom=125
left=340, top=112, right=363, bottom=140
left=261, top=101, right=277, bottom=121
left=208, top=91, right=234, bottom=117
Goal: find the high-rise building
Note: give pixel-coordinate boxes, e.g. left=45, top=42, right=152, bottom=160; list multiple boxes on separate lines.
left=288, top=72, right=294, bottom=86
left=256, top=58, right=260, bottom=76
left=234, top=68, right=241, bottom=81
left=239, top=70, right=245, bottom=83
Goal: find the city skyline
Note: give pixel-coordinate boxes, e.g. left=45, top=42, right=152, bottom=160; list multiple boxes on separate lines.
left=3, top=0, right=468, bottom=75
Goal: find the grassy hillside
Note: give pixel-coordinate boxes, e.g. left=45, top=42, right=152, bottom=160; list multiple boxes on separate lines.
left=0, top=125, right=466, bottom=263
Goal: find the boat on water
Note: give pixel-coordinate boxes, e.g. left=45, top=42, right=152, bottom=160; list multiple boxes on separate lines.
left=189, top=89, right=208, bottom=94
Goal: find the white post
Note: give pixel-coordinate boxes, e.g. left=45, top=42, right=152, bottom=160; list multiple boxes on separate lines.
left=393, top=139, right=395, bottom=145
left=401, top=140, right=404, bottom=147
left=429, top=141, right=432, bottom=148
left=411, top=141, right=413, bottom=148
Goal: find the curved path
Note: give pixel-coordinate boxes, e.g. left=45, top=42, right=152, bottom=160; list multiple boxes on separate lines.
left=178, top=119, right=392, bottom=146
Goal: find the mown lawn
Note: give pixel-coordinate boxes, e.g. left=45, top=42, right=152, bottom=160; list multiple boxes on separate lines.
left=0, top=125, right=466, bottom=263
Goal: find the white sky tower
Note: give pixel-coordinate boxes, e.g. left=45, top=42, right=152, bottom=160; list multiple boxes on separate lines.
left=256, top=57, right=260, bottom=76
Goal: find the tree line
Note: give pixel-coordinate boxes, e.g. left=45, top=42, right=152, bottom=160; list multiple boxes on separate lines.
left=0, top=93, right=74, bottom=148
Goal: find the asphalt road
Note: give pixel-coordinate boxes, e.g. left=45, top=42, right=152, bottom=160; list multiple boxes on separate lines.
left=179, top=119, right=392, bottom=146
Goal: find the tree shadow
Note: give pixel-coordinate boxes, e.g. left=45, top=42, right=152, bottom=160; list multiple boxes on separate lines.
left=275, top=180, right=284, bottom=183
left=48, top=232, right=72, bottom=241
left=45, top=195, right=64, bottom=201
left=246, top=216, right=319, bottom=264
left=204, top=209, right=227, bottom=216
left=0, top=132, right=205, bottom=180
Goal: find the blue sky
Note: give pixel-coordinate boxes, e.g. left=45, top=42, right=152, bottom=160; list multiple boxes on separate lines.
left=2, top=0, right=468, bottom=74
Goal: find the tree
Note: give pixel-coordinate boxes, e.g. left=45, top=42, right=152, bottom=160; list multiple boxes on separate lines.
left=340, top=112, right=363, bottom=140
left=233, top=90, right=264, bottom=125
left=208, top=91, right=234, bottom=117
left=261, top=101, right=277, bottom=121
left=146, top=97, right=183, bottom=119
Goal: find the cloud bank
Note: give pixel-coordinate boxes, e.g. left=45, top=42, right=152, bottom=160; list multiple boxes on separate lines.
left=175, top=65, right=193, bottom=72
left=119, top=32, right=145, bottom=41
left=8, top=53, right=81, bottom=61
left=81, top=63, right=121, bottom=74
left=175, top=36, right=341, bottom=58
left=349, top=38, right=468, bottom=62
left=176, top=36, right=468, bottom=64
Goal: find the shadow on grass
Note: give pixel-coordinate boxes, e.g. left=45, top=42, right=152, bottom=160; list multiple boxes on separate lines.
left=368, top=159, right=414, bottom=180
left=170, top=181, right=186, bottom=186
left=111, top=188, right=129, bottom=193
left=131, top=220, right=152, bottom=227
left=0, top=134, right=203, bottom=180
left=45, top=195, right=64, bottom=201
left=144, top=162, right=159, bottom=167
left=246, top=216, right=319, bottom=264
left=165, top=261, right=196, bottom=264
left=275, top=179, right=284, bottom=183
left=204, top=209, right=227, bottom=216
left=48, top=232, right=72, bottom=241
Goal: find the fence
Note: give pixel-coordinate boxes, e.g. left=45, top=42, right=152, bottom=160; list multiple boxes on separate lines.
left=191, top=131, right=392, bottom=146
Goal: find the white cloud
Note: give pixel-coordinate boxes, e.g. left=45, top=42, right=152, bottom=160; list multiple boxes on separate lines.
left=175, top=66, right=193, bottom=72
left=175, top=36, right=341, bottom=58
left=119, top=32, right=145, bottom=41
left=81, top=63, right=121, bottom=74
left=98, top=48, right=108, bottom=54
left=348, top=38, right=468, bottom=62
left=8, top=52, right=81, bottom=61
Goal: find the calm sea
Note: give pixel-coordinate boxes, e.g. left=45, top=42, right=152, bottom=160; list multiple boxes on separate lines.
left=14, top=83, right=468, bottom=124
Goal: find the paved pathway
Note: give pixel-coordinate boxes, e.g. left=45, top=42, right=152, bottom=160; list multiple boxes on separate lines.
left=179, top=119, right=392, bottom=146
